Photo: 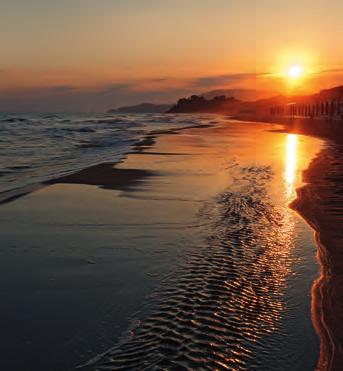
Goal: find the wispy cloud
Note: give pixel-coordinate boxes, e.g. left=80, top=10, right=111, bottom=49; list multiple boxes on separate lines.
left=0, top=72, right=260, bottom=112
left=191, top=72, right=272, bottom=88
left=317, top=68, right=343, bottom=75
left=47, top=85, right=77, bottom=93
left=3, top=69, right=340, bottom=113
left=191, top=73, right=255, bottom=88
left=0, top=81, right=189, bottom=113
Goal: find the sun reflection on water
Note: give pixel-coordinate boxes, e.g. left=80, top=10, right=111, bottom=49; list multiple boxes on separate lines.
left=85, top=125, right=322, bottom=370
left=285, top=134, right=298, bottom=200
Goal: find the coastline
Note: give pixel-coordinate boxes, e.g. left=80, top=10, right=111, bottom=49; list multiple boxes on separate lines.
left=233, top=114, right=343, bottom=144
left=73, top=119, right=322, bottom=370
left=0, top=117, right=322, bottom=370
left=290, top=141, right=343, bottom=370
left=234, top=114, right=343, bottom=370
left=0, top=121, right=213, bottom=206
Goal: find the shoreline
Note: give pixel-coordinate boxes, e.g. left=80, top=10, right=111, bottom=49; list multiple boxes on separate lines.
left=290, top=142, right=343, bottom=370
left=73, top=119, right=321, bottom=370
left=0, top=121, right=214, bottom=205
left=0, top=114, right=337, bottom=369
left=234, top=113, right=343, bottom=370
left=233, top=114, right=343, bottom=144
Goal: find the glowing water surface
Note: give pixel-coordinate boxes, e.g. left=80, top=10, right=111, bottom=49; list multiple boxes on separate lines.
left=285, top=133, right=298, bottom=197
left=76, top=121, right=322, bottom=370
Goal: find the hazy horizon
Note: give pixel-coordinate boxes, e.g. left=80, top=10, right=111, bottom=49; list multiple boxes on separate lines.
left=1, top=0, right=343, bottom=112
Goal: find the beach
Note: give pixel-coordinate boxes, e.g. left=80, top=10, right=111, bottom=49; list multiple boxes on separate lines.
left=0, top=116, right=329, bottom=370
left=291, top=138, right=343, bottom=370
left=2, top=0, right=343, bottom=369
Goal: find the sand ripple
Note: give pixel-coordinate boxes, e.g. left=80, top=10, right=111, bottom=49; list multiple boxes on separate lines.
left=80, top=165, right=305, bottom=370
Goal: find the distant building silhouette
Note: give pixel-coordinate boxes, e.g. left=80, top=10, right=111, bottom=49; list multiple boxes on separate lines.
left=270, top=100, right=343, bottom=121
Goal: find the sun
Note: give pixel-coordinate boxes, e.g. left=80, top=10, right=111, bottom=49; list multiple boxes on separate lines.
left=287, top=65, right=303, bottom=79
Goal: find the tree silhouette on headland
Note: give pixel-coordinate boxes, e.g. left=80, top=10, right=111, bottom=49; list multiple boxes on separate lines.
left=167, top=95, right=239, bottom=113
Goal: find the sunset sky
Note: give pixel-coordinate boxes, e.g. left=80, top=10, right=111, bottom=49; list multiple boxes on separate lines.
left=1, top=0, right=343, bottom=112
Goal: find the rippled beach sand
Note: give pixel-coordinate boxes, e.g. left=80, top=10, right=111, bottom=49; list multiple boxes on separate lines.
left=0, top=118, right=323, bottom=370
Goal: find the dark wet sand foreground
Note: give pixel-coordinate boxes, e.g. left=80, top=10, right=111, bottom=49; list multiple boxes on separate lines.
left=259, top=116, right=343, bottom=371
left=291, top=140, right=343, bottom=371
left=0, top=118, right=325, bottom=370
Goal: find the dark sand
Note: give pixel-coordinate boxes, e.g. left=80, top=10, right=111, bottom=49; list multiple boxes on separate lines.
left=291, top=141, right=343, bottom=371
left=250, top=116, right=343, bottom=371
left=46, top=165, right=157, bottom=191
left=236, top=115, right=343, bottom=370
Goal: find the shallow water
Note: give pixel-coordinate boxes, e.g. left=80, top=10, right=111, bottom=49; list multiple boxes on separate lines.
left=0, top=112, right=211, bottom=195
left=0, top=117, right=322, bottom=371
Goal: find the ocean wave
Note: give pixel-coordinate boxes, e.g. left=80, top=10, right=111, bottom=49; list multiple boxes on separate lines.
left=0, top=117, right=33, bottom=124
left=0, top=112, right=199, bottom=194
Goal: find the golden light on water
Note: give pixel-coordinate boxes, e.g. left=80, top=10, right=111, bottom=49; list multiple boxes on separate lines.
left=285, top=134, right=298, bottom=199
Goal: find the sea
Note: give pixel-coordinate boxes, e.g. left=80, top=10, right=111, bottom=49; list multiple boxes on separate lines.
left=0, top=112, right=214, bottom=195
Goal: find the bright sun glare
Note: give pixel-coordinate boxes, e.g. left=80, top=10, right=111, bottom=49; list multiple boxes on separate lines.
left=288, top=65, right=303, bottom=79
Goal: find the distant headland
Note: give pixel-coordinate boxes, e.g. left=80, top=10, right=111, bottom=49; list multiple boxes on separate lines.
left=107, top=86, right=343, bottom=123
left=167, top=85, right=343, bottom=118
left=108, top=103, right=172, bottom=114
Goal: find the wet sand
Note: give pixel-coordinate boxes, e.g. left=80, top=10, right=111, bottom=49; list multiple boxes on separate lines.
left=235, top=115, right=343, bottom=370
left=291, top=140, right=343, bottom=371
left=0, top=117, right=325, bottom=370
left=46, top=165, right=157, bottom=191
